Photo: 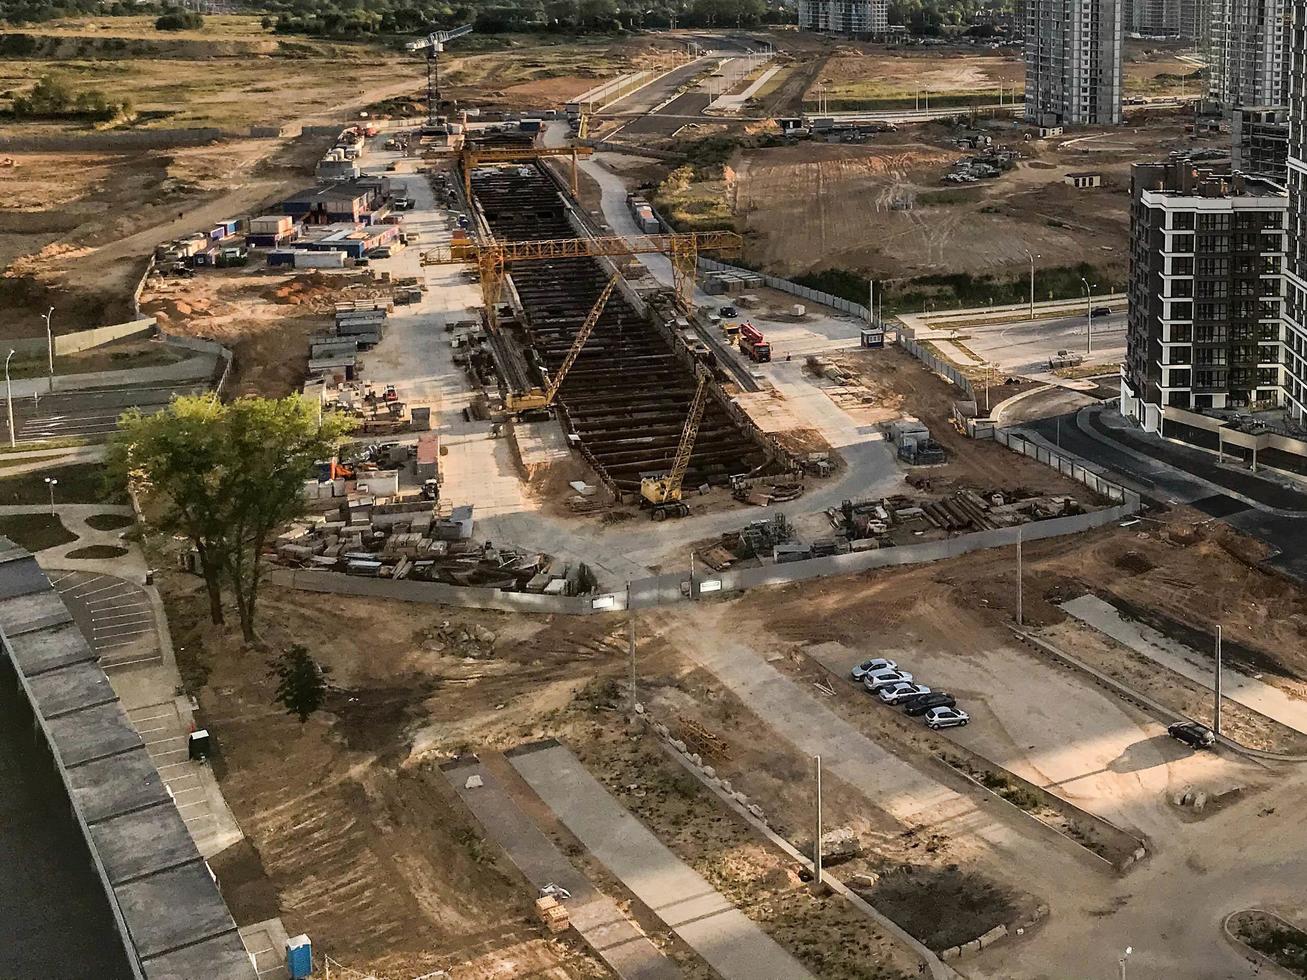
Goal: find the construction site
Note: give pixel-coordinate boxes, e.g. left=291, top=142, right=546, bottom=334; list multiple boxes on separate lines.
left=8, top=19, right=1307, bottom=980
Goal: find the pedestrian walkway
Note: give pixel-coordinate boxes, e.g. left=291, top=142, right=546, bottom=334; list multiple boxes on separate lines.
left=1061, top=593, right=1307, bottom=736
left=49, top=568, right=161, bottom=670
left=508, top=740, right=814, bottom=980
left=444, top=753, right=682, bottom=980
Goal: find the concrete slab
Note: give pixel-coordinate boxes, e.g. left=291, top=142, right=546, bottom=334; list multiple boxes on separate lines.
left=115, top=860, right=241, bottom=959
left=65, top=746, right=171, bottom=825
left=0, top=549, right=53, bottom=599
left=91, top=802, right=201, bottom=885
left=0, top=588, right=73, bottom=635
left=26, top=657, right=119, bottom=719
left=445, top=755, right=682, bottom=980
left=142, top=932, right=256, bottom=980
left=45, top=699, right=142, bottom=767
left=516, top=421, right=573, bottom=468
left=7, top=621, right=94, bottom=676
left=509, top=741, right=813, bottom=980
left=1061, top=593, right=1307, bottom=736
left=238, top=918, right=291, bottom=980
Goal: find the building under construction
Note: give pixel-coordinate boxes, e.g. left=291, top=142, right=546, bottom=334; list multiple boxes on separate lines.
left=464, top=158, right=775, bottom=496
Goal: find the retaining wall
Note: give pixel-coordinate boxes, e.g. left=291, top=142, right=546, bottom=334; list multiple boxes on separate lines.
left=8, top=317, right=157, bottom=357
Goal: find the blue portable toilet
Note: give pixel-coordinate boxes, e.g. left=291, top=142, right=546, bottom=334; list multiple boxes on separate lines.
left=286, top=935, right=312, bottom=979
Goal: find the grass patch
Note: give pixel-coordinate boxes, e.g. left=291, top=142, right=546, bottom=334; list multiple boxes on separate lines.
left=916, top=188, right=983, bottom=207
left=0, top=436, right=90, bottom=454
left=85, top=512, right=135, bottom=531
left=65, top=544, right=128, bottom=559
left=0, top=513, right=77, bottom=552
left=791, top=263, right=1123, bottom=315
left=0, top=463, right=123, bottom=505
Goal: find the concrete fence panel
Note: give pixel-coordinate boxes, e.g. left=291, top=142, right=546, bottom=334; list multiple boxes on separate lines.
left=8, top=317, right=157, bottom=357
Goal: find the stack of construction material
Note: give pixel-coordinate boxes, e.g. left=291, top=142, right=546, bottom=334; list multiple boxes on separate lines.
left=535, top=896, right=570, bottom=935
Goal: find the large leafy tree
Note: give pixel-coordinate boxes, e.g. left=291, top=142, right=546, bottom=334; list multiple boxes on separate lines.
left=110, top=395, right=354, bottom=643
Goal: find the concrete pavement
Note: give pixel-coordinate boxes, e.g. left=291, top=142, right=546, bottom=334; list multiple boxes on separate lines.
left=508, top=740, right=814, bottom=980
left=445, top=754, right=683, bottom=980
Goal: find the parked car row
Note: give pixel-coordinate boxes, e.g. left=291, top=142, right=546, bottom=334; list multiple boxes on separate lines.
left=850, top=657, right=969, bottom=729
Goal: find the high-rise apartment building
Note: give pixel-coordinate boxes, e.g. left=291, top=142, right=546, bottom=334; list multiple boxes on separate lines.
left=1208, top=0, right=1289, bottom=109
left=797, top=0, right=888, bottom=34
left=1024, top=0, right=1124, bottom=126
left=1233, top=105, right=1290, bottom=181
left=1122, top=161, right=1288, bottom=431
left=1281, top=0, right=1307, bottom=422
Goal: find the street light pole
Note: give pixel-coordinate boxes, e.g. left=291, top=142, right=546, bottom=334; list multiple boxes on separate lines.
left=43, top=306, right=54, bottom=394
left=1023, top=250, right=1037, bottom=320
left=1081, top=277, right=1097, bottom=355
left=813, top=754, right=823, bottom=886
left=4, top=350, right=14, bottom=449
left=627, top=580, right=636, bottom=712
left=1214, top=625, right=1222, bottom=735
left=44, top=477, right=58, bottom=516
left=1119, top=946, right=1132, bottom=980
left=1016, top=526, right=1024, bottom=627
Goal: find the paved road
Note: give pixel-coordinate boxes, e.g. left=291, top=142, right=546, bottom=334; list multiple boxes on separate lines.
left=445, top=754, right=683, bottom=980
left=13, top=382, right=208, bottom=441
left=601, top=57, right=715, bottom=116
left=509, top=741, right=814, bottom=980
left=963, top=311, right=1127, bottom=377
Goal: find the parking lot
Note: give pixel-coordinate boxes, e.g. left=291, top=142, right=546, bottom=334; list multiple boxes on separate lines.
left=807, top=634, right=1255, bottom=842
left=49, top=569, right=161, bottom=671
left=14, top=382, right=209, bottom=441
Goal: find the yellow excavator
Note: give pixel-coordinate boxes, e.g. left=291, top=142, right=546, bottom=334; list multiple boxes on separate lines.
left=639, top=367, right=712, bottom=521
left=506, top=273, right=620, bottom=416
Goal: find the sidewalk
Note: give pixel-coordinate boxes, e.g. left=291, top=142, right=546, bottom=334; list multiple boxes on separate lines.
left=445, top=753, right=682, bottom=980
left=509, top=740, right=814, bottom=980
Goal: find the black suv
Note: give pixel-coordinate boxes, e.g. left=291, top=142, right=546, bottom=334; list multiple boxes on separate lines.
left=902, top=692, right=956, bottom=716
left=1167, top=721, right=1215, bottom=749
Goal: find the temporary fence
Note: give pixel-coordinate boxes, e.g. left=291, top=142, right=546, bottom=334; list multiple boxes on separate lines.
left=897, top=330, right=977, bottom=400
left=995, top=428, right=1140, bottom=507
left=696, top=256, right=871, bottom=321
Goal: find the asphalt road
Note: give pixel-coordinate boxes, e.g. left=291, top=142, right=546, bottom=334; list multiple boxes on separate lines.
left=965, top=311, right=1127, bottom=375
left=600, top=57, right=714, bottom=116
left=12, top=382, right=206, bottom=441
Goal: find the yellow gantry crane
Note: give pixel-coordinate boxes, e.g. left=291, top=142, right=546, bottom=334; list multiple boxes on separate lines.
left=640, top=367, right=712, bottom=520
left=422, top=231, right=743, bottom=326
left=506, top=272, right=620, bottom=415
left=458, top=145, right=594, bottom=204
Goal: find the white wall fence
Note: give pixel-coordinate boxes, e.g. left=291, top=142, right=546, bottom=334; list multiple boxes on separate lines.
left=8, top=317, right=157, bottom=357
left=995, top=429, right=1139, bottom=507
left=697, top=256, right=872, bottom=321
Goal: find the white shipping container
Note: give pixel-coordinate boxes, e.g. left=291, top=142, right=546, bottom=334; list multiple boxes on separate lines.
left=294, top=250, right=346, bottom=269
left=250, top=215, right=294, bottom=235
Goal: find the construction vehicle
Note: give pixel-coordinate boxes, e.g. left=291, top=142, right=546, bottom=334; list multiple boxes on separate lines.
left=739, top=322, right=771, bottom=363
left=639, top=368, right=712, bottom=521
left=421, top=478, right=440, bottom=501
left=506, top=273, right=620, bottom=416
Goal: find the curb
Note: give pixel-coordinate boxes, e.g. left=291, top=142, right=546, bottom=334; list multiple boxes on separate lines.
left=1222, top=909, right=1306, bottom=979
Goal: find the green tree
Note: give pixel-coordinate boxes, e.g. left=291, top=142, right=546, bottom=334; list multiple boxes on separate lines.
left=155, top=8, right=204, bottom=30
left=110, top=394, right=354, bottom=643
left=269, top=644, right=331, bottom=723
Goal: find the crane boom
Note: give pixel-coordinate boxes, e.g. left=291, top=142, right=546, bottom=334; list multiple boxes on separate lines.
left=544, top=273, right=619, bottom=406
left=505, top=272, right=620, bottom=414
left=666, top=371, right=712, bottom=500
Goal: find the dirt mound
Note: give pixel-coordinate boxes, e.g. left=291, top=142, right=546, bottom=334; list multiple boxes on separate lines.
left=260, top=272, right=369, bottom=311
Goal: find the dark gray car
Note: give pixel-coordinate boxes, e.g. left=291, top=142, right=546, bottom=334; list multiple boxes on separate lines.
left=902, top=691, right=956, bottom=716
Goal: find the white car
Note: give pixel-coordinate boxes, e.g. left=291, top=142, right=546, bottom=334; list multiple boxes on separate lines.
left=923, top=706, right=970, bottom=729
left=878, top=682, right=931, bottom=704
left=850, top=657, right=898, bottom=680
left=862, top=669, right=914, bottom=692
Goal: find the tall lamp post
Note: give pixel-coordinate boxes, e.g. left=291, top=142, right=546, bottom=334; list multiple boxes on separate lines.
left=4, top=350, right=14, bottom=448
left=42, top=306, right=55, bottom=393
left=1023, top=249, right=1039, bottom=320
left=1119, top=946, right=1133, bottom=980
left=44, top=477, right=58, bottom=516
left=1080, top=277, right=1098, bottom=355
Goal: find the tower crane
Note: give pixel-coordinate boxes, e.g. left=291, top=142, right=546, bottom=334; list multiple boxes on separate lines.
left=640, top=367, right=712, bottom=520
left=506, top=273, right=620, bottom=416
left=405, top=24, right=473, bottom=128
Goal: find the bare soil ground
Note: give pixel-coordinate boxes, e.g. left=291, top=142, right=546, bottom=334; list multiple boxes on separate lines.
left=732, top=112, right=1222, bottom=283
left=140, top=267, right=391, bottom=397
left=807, top=48, right=1023, bottom=106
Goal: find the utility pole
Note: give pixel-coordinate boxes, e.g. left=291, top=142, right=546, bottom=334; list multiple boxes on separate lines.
left=1016, top=527, right=1024, bottom=627
left=627, top=581, right=637, bottom=712
left=689, top=550, right=696, bottom=600
left=1081, top=277, right=1096, bottom=354
left=43, top=306, right=54, bottom=394
left=1023, top=250, right=1037, bottom=320
left=813, top=755, right=823, bottom=886
left=4, top=350, right=14, bottom=449
left=1214, top=625, right=1222, bottom=735
left=868, top=279, right=875, bottom=325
